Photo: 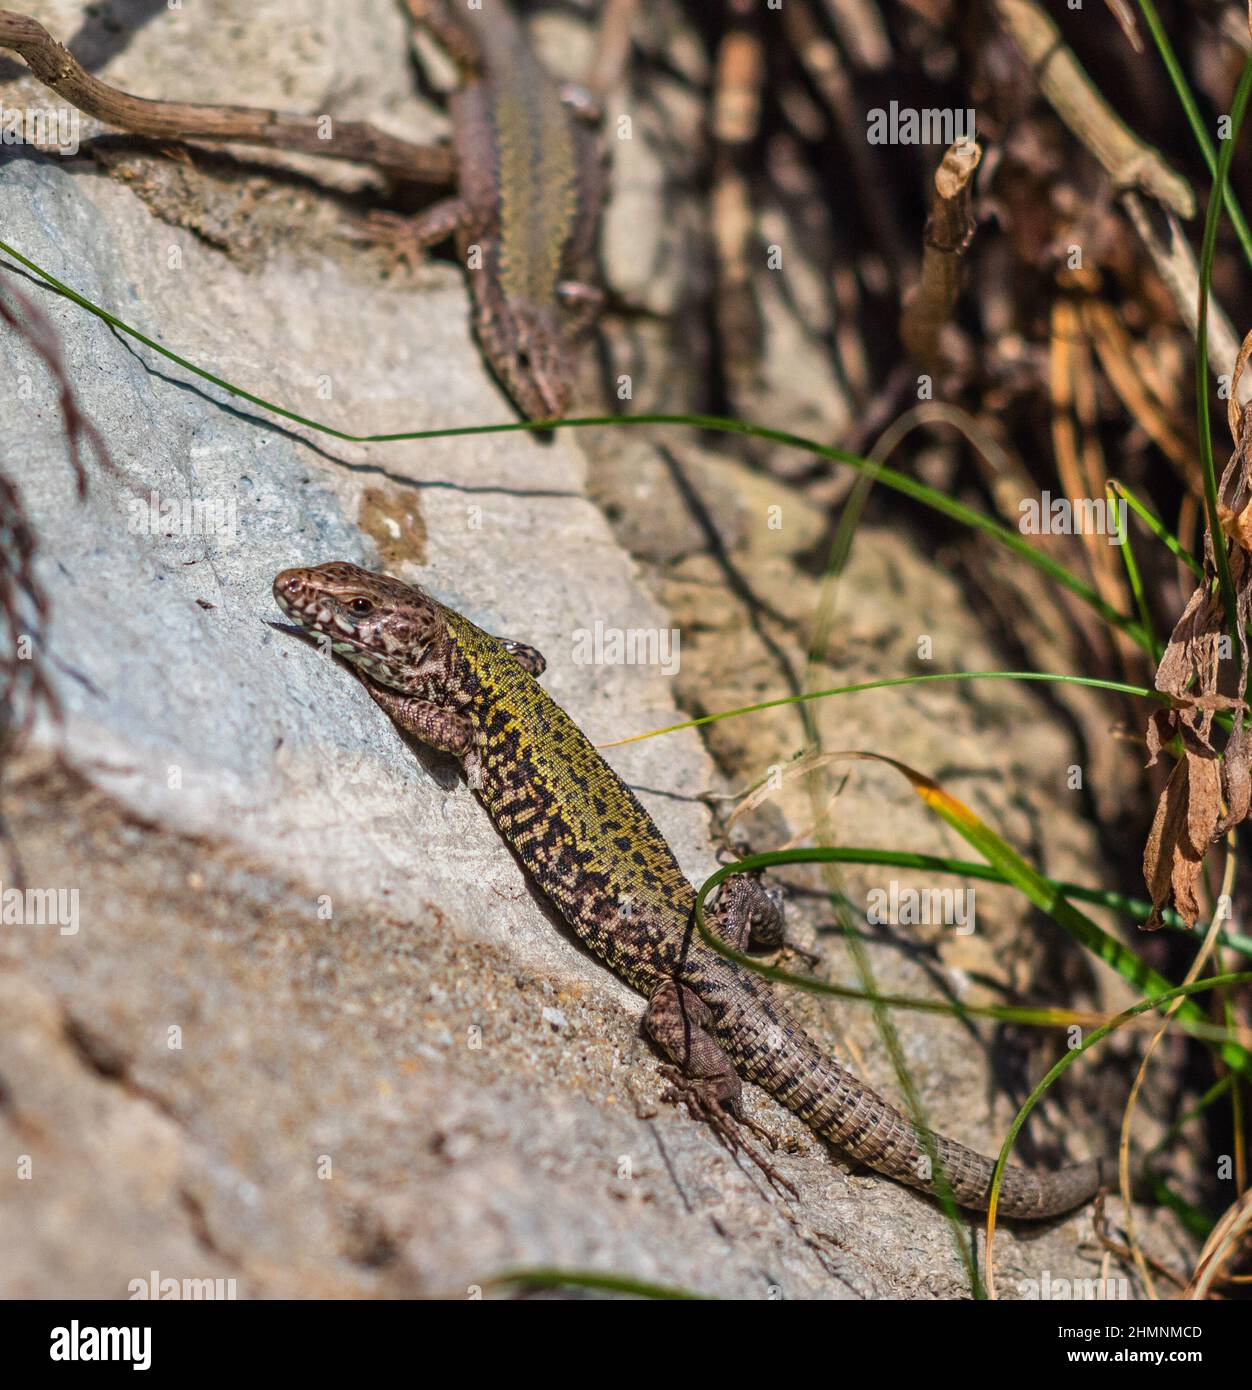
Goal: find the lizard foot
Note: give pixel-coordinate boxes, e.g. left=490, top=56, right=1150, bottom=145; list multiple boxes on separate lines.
left=781, top=941, right=822, bottom=970
left=348, top=211, right=428, bottom=275
left=658, top=1065, right=798, bottom=1200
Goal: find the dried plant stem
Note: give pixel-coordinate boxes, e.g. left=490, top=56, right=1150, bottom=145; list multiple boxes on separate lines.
left=0, top=280, right=113, bottom=882
left=1186, top=1184, right=1252, bottom=1297
left=992, top=0, right=1193, bottom=215
left=1120, top=844, right=1233, bottom=1299
left=0, top=9, right=454, bottom=183
left=900, top=138, right=981, bottom=369
left=1048, top=299, right=1133, bottom=665
left=1120, top=192, right=1251, bottom=404
left=1081, top=299, right=1195, bottom=481
left=586, top=0, right=639, bottom=99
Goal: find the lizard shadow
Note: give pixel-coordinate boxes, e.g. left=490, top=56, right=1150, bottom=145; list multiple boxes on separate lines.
left=387, top=729, right=639, bottom=986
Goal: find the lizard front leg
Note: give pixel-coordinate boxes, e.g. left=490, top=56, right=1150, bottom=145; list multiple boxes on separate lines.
left=357, top=197, right=472, bottom=272
left=356, top=680, right=482, bottom=787
left=707, top=874, right=785, bottom=952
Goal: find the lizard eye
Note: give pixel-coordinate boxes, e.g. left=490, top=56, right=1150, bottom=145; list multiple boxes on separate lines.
left=516, top=349, right=532, bottom=370
left=350, top=597, right=373, bottom=615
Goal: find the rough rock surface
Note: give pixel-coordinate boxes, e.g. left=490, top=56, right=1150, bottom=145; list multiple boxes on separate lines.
left=0, top=1, right=1185, bottom=1298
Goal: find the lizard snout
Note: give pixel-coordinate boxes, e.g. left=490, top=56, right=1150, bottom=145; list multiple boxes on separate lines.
left=273, top=567, right=314, bottom=614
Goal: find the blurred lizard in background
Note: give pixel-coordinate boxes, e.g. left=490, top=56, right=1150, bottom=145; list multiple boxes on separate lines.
left=0, top=0, right=611, bottom=419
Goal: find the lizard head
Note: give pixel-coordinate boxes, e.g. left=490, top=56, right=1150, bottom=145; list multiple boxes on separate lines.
left=273, top=561, right=446, bottom=694
left=482, top=302, right=573, bottom=421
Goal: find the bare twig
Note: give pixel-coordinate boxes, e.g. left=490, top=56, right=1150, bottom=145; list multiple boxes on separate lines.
left=782, top=0, right=908, bottom=272
left=1185, top=1184, right=1252, bottom=1297
left=1081, top=299, right=1196, bottom=482
left=1119, top=191, right=1252, bottom=405
left=1048, top=296, right=1135, bottom=667
left=1091, top=1193, right=1189, bottom=1291
left=0, top=9, right=454, bottom=183
left=992, top=0, right=1193, bottom=216
left=711, top=16, right=766, bottom=399
left=818, top=0, right=892, bottom=70
left=587, top=0, right=639, bottom=99
left=1120, top=844, right=1233, bottom=1298
left=1104, top=0, right=1143, bottom=52
left=900, top=137, right=981, bottom=368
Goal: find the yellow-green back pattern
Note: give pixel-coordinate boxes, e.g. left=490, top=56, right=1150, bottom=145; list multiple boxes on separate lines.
left=442, top=605, right=696, bottom=994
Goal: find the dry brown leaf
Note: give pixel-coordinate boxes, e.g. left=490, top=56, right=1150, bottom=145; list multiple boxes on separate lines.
left=1142, top=403, right=1252, bottom=926
left=1219, top=499, right=1252, bottom=551
left=1143, top=753, right=1220, bottom=930
left=1222, top=720, right=1252, bottom=829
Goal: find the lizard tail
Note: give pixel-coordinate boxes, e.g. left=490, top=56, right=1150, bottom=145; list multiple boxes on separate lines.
left=730, top=997, right=1107, bottom=1218
left=808, top=1057, right=1106, bottom=1218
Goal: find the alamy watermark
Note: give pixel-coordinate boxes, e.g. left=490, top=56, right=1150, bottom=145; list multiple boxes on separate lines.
left=1, top=104, right=80, bottom=156
left=866, top=101, right=974, bottom=145
left=572, top=620, right=680, bottom=675
left=1018, top=1270, right=1129, bottom=1300
left=1019, top=492, right=1126, bottom=545
left=0, top=881, right=78, bottom=936
left=50, top=1323, right=150, bottom=1370
left=127, top=490, right=239, bottom=540
left=866, top=880, right=974, bottom=934
left=129, top=1269, right=238, bottom=1300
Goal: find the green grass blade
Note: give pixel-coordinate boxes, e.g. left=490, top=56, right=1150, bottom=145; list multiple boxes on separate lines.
left=600, top=669, right=1161, bottom=748
left=691, top=850, right=1252, bottom=1066
left=777, top=844, right=1252, bottom=955
left=1110, top=478, right=1202, bottom=579
left=1108, top=483, right=1159, bottom=659
left=484, top=1268, right=706, bottom=1299
left=986, top=971, right=1252, bottom=1235
left=1135, top=0, right=1252, bottom=268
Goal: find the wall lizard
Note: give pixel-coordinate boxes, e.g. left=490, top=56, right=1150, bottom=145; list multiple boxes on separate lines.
left=273, top=561, right=1107, bottom=1220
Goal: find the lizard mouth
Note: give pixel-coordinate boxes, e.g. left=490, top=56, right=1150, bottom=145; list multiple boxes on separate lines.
left=274, top=571, right=374, bottom=652
left=273, top=571, right=351, bottom=637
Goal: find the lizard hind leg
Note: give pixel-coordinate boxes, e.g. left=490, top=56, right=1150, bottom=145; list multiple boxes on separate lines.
left=645, top=981, right=796, bottom=1197
left=708, top=873, right=786, bottom=952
